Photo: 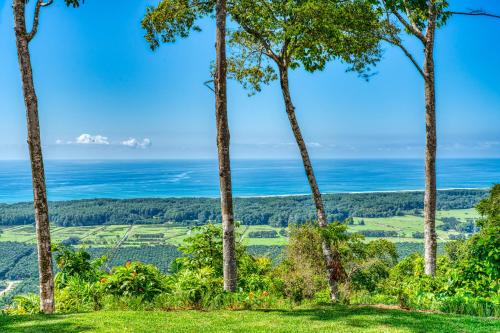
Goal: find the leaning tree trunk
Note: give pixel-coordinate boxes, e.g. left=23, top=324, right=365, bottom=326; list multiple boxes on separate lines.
left=215, top=0, right=237, bottom=291
left=13, top=0, right=55, bottom=313
left=278, top=66, right=341, bottom=301
left=423, top=6, right=437, bottom=276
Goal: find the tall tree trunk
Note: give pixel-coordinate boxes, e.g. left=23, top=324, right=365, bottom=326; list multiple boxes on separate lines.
left=13, top=0, right=55, bottom=313
left=423, top=4, right=437, bottom=276
left=215, top=0, right=236, bottom=291
left=278, top=66, right=340, bottom=301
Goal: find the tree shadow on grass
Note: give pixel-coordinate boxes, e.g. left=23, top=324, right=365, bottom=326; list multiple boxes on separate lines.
left=0, top=314, right=93, bottom=333
left=257, top=305, right=499, bottom=333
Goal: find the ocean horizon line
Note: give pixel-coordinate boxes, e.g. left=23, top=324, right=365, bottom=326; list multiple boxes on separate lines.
left=1, top=157, right=500, bottom=162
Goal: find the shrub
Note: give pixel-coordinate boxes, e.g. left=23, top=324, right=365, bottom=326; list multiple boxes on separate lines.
left=168, top=267, right=222, bottom=307
left=447, top=184, right=500, bottom=298
left=53, top=244, right=106, bottom=288
left=172, top=223, right=278, bottom=297
left=5, top=294, right=40, bottom=315
left=276, top=224, right=329, bottom=302
left=277, top=224, right=397, bottom=303
left=100, top=261, right=168, bottom=301
left=439, top=295, right=500, bottom=317
left=56, top=276, right=102, bottom=313
left=381, top=253, right=450, bottom=310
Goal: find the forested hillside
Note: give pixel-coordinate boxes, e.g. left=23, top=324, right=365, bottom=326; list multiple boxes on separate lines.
left=0, top=189, right=487, bottom=227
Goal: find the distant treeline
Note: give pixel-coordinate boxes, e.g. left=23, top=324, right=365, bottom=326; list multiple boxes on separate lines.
left=0, top=189, right=487, bottom=227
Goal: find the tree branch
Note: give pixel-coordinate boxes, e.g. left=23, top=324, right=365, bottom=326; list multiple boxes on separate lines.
left=235, top=21, right=280, bottom=64
left=380, top=0, right=425, bottom=43
left=449, top=10, right=500, bottom=19
left=402, top=0, right=424, bottom=36
left=27, top=0, right=53, bottom=42
left=204, top=80, right=215, bottom=93
left=383, top=37, right=424, bottom=78
left=391, top=9, right=426, bottom=43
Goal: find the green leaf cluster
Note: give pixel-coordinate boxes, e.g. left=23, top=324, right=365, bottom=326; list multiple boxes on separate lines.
left=228, top=0, right=382, bottom=92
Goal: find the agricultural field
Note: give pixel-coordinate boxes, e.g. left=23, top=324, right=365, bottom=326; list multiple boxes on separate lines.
left=349, top=208, right=480, bottom=243
left=0, top=209, right=480, bottom=247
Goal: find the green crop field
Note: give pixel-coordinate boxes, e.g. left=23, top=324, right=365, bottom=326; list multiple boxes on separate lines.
left=0, top=209, right=480, bottom=247
left=348, top=208, right=480, bottom=242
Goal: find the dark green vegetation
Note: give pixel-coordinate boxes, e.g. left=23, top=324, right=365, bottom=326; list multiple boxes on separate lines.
left=0, top=191, right=483, bottom=306
left=1, top=187, right=497, bottom=325
left=0, top=190, right=487, bottom=227
left=0, top=243, right=33, bottom=278
left=1, top=305, right=499, bottom=333
left=1, top=186, right=498, bottom=321
left=0, top=242, right=285, bottom=306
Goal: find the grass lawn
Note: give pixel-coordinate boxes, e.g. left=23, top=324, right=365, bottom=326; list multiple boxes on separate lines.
left=0, top=305, right=498, bottom=333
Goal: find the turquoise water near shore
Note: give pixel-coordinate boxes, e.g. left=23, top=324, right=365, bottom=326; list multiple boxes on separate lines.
left=0, top=159, right=498, bottom=203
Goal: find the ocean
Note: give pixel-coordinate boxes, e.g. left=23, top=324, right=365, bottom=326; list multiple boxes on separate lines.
left=0, top=159, right=498, bottom=203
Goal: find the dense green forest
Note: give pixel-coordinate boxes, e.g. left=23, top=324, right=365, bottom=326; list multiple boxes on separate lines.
left=0, top=189, right=487, bottom=227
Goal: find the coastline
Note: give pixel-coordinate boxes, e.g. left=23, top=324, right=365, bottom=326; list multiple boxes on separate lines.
left=239, top=187, right=490, bottom=198
left=0, top=187, right=489, bottom=205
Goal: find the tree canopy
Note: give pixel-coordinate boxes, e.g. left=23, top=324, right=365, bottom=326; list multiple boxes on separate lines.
left=142, top=0, right=381, bottom=90
left=227, top=0, right=381, bottom=92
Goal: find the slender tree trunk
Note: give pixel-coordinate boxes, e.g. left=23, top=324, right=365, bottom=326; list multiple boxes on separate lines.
left=13, top=0, right=55, bottom=313
left=215, top=0, right=236, bottom=291
left=423, top=5, right=437, bottom=276
left=278, top=66, right=340, bottom=301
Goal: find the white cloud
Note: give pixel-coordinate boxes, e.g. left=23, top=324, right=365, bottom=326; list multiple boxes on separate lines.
left=55, top=139, right=63, bottom=145
left=121, top=138, right=152, bottom=149
left=307, top=142, right=322, bottom=148
left=75, top=134, right=109, bottom=145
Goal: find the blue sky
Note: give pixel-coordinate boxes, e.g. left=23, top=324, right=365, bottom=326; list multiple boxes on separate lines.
left=0, top=0, right=499, bottom=160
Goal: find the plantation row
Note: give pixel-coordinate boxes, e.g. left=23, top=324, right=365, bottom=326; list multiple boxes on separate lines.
left=0, top=190, right=487, bottom=227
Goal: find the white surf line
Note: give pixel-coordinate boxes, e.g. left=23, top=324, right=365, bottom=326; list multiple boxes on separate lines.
left=237, top=187, right=489, bottom=198
left=0, top=187, right=489, bottom=204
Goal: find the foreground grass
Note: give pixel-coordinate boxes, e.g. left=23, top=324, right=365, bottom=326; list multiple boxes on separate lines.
left=1, top=305, right=498, bottom=333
